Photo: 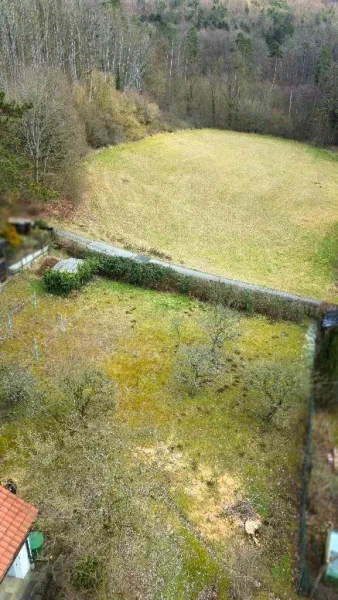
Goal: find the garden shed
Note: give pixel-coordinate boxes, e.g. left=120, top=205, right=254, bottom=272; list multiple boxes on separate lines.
left=0, top=486, right=38, bottom=583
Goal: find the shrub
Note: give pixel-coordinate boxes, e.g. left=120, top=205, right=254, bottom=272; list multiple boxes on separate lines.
left=96, top=255, right=178, bottom=291
left=43, top=258, right=98, bottom=295
left=4, top=223, right=21, bottom=247
left=96, top=254, right=306, bottom=321
left=0, top=364, right=35, bottom=409
left=54, top=240, right=307, bottom=322
left=71, top=555, right=101, bottom=591
left=37, top=256, right=59, bottom=275
left=34, top=219, right=49, bottom=230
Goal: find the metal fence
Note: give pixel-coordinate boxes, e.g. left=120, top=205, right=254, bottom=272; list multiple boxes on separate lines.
left=8, top=244, right=50, bottom=275
left=297, top=317, right=335, bottom=600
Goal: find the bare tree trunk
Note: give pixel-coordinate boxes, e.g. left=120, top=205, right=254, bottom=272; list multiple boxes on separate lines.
left=288, top=88, right=293, bottom=117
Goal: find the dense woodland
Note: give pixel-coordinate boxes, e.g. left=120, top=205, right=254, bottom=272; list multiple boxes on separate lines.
left=0, top=0, right=338, bottom=211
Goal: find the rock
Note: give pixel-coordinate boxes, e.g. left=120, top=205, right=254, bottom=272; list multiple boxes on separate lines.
left=327, top=447, right=338, bottom=471
left=53, top=258, right=84, bottom=274
left=244, top=519, right=261, bottom=545
left=333, top=448, right=338, bottom=471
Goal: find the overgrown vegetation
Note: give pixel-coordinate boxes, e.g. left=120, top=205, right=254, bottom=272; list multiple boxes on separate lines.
left=0, top=90, right=55, bottom=226
left=0, top=272, right=310, bottom=599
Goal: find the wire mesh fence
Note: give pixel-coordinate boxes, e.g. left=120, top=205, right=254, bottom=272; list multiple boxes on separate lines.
left=0, top=290, right=67, bottom=361
left=298, top=395, right=316, bottom=597
left=298, top=318, right=337, bottom=600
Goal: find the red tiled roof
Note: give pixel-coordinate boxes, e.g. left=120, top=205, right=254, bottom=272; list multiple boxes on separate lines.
left=0, top=486, right=38, bottom=582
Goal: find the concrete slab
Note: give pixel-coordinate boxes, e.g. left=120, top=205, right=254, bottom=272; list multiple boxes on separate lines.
left=0, top=572, right=37, bottom=600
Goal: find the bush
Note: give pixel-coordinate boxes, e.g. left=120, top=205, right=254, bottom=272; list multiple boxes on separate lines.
left=96, top=255, right=178, bottom=291
left=43, top=259, right=98, bottom=295
left=0, top=364, right=35, bottom=409
left=73, top=71, right=169, bottom=149
left=4, top=223, right=21, bottom=247
left=54, top=240, right=307, bottom=321
left=95, top=254, right=306, bottom=321
left=34, top=219, right=49, bottom=230
left=71, top=556, right=101, bottom=590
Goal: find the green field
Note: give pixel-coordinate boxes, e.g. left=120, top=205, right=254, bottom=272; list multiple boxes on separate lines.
left=56, top=129, right=338, bottom=302
left=0, top=271, right=311, bottom=598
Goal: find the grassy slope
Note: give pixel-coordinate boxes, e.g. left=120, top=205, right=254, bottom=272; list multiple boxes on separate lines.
left=1, top=272, right=310, bottom=598
left=55, top=129, right=338, bottom=302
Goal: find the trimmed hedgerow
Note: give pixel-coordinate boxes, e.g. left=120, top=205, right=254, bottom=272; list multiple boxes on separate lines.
left=52, top=238, right=310, bottom=322
left=43, top=258, right=98, bottom=295
left=96, top=255, right=178, bottom=291
left=94, top=254, right=306, bottom=322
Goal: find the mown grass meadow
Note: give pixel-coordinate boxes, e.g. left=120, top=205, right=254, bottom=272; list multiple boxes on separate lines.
left=54, top=129, right=338, bottom=302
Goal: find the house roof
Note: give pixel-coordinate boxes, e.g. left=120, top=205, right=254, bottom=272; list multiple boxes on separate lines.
left=0, top=486, right=38, bottom=582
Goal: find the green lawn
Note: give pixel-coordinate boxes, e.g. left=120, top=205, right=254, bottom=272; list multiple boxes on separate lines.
left=55, top=129, right=338, bottom=301
left=0, top=271, right=311, bottom=598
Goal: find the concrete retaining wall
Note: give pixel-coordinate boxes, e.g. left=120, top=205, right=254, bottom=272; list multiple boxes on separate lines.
left=9, top=245, right=50, bottom=275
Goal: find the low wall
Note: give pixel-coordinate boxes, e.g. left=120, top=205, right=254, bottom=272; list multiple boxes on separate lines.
left=9, top=245, right=50, bottom=275
left=53, top=228, right=335, bottom=320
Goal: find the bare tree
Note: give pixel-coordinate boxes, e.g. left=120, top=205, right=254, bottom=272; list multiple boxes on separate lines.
left=12, top=66, right=86, bottom=196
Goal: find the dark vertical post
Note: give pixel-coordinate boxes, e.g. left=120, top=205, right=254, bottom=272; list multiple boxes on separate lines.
left=314, top=310, right=338, bottom=408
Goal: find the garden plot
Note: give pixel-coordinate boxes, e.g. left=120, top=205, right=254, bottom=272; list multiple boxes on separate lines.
left=0, top=271, right=311, bottom=599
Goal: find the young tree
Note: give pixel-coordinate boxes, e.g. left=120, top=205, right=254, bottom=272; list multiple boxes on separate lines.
left=174, top=305, right=240, bottom=396
left=185, top=26, right=199, bottom=117
left=243, top=362, right=305, bottom=429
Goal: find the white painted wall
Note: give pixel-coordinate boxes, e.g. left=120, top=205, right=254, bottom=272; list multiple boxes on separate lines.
left=7, top=541, right=31, bottom=579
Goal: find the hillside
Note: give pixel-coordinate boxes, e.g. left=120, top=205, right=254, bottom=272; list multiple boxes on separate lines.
left=54, top=129, right=338, bottom=302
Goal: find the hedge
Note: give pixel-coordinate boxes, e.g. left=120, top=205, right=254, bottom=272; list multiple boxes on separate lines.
left=49, top=241, right=308, bottom=322
left=96, top=254, right=306, bottom=322
left=43, top=259, right=98, bottom=295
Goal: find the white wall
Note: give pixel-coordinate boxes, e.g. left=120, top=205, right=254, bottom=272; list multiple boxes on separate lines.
left=7, top=541, right=31, bottom=579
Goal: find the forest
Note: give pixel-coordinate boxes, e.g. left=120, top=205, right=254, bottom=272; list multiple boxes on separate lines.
left=0, top=0, right=338, bottom=210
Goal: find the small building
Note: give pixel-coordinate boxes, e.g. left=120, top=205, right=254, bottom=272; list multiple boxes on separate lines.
left=0, top=485, right=38, bottom=583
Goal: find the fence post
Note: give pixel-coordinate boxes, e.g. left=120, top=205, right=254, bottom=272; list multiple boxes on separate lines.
left=58, top=314, right=66, bottom=332
left=7, top=314, right=13, bottom=337
left=33, top=337, right=40, bottom=361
